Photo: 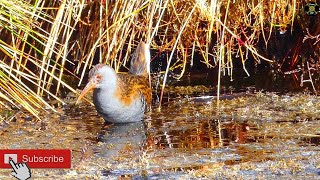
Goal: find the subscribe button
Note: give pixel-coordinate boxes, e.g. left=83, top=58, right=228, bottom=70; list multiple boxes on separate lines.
left=0, top=149, right=71, bottom=169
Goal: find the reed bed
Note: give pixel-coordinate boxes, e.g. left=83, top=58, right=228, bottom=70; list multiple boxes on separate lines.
left=0, top=0, right=317, bottom=119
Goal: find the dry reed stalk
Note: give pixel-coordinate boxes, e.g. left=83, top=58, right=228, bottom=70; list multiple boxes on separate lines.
left=0, top=0, right=82, bottom=119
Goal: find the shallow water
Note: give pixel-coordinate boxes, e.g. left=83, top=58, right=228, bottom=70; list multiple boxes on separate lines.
left=0, top=89, right=319, bottom=179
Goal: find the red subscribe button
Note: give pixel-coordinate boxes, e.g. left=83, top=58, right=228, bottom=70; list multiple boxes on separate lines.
left=0, top=149, right=71, bottom=169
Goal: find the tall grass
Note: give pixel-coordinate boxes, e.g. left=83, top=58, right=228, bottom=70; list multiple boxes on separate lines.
left=0, top=0, right=309, bottom=119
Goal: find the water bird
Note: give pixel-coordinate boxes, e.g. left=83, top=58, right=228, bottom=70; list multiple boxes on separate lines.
left=76, top=42, right=151, bottom=123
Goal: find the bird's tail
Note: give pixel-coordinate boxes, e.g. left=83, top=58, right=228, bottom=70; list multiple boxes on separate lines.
left=129, top=41, right=150, bottom=77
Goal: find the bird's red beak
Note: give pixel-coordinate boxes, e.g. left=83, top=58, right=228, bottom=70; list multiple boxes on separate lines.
left=76, top=79, right=98, bottom=104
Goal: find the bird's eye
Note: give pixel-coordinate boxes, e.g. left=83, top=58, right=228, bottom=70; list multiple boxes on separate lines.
left=96, top=74, right=103, bottom=82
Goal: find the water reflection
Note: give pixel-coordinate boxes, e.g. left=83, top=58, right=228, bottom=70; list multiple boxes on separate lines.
left=145, top=119, right=253, bottom=150
left=89, top=96, right=272, bottom=169
left=97, top=122, right=146, bottom=157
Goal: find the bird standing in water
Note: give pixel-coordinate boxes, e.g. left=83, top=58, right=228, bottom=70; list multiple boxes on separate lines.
left=76, top=42, right=151, bottom=123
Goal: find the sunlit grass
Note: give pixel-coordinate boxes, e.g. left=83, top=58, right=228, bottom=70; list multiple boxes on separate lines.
left=0, top=0, right=314, bottom=119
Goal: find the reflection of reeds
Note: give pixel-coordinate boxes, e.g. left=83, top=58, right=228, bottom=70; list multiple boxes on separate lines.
left=0, top=0, right=308, bottom=118
left=144, top=118, right=250, bottom=150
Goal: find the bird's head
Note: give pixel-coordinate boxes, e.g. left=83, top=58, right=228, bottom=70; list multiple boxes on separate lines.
left=76, top=64, right=117, bottom=104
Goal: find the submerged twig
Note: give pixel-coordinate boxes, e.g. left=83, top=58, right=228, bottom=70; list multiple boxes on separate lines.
left=303, top=28, right=320, bottom=45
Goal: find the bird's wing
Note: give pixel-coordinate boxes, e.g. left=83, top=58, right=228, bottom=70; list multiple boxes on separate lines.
left=116, top=74, right=151, bottom=106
